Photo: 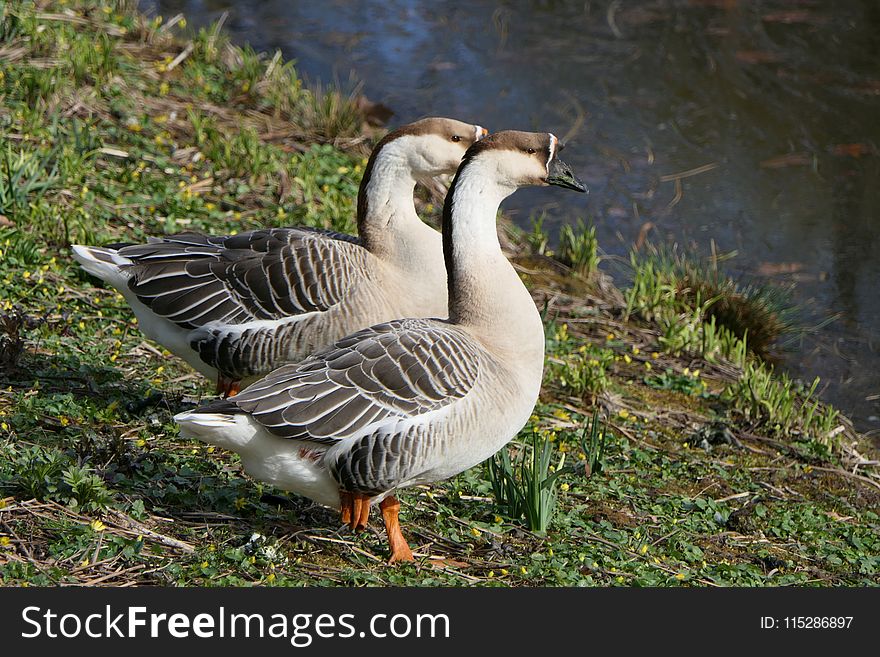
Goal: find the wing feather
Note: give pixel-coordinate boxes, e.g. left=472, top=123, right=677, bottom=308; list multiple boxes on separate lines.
left=115, top=228, right=369, bottom=330
left=229, top=319, right=484, bottom=444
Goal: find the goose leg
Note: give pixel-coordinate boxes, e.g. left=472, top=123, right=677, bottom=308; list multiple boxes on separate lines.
left=380, top=496, right=414, bottom=564
left=340, top=491, right=353, bottom=526
left=350, top=492, right=371, bottom=531
left=216, top=374, right=241, bottom=398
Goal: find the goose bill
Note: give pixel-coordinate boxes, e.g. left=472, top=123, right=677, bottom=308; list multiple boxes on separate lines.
left=546, top=157, right=587, bottom=193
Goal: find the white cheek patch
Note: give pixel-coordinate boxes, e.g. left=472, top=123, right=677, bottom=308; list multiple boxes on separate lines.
left=547, top=133, right=558, bottom=175
left=475, top=125, right=486, bottom=142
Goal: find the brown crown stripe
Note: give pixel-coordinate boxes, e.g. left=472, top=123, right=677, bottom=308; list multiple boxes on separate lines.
left=460, top=130, right=554, bottom=160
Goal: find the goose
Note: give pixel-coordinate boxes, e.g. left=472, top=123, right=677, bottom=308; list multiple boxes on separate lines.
left=72, top=118, right=488, bottom=396
left=174, top=131, right=586, bottom=563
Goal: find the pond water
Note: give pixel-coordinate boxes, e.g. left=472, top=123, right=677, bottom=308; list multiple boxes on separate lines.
left=142, top=0, right=880, bottom=436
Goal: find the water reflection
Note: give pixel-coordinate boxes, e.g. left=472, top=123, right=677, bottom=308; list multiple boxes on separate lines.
left=142, top=0, right=880, bottom=433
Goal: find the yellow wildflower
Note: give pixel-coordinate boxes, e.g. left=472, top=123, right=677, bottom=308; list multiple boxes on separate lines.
left=90, top=520, right=106, bottom=532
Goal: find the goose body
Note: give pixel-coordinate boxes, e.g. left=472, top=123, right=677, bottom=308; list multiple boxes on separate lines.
left=72, top=118, right=487, bottom=393
left=175, top=131, right=587, bottom=561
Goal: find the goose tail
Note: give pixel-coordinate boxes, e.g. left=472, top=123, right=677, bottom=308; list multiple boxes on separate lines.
left=71, top=244, right=132, bottom=289
left=174, top=401, right=258, bottom=449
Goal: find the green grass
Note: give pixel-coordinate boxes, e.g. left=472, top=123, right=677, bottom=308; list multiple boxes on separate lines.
left=0, top=0, right=878, bottom=587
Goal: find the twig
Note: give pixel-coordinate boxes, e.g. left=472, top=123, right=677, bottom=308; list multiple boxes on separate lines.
left=659, top=163, right=719, bottom=182
left=165, top=42, right=194, bottom=73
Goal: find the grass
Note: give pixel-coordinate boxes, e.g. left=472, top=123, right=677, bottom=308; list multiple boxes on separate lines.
left=526, top=214, right=600, bottom=279
left=624, top=244, right=793, bottom=359
left=0, top=0, right=878, bottom=587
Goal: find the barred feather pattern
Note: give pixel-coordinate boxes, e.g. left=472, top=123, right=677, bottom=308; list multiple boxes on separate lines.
left=189, top=280, right=402, bottom=380
left=117, top=228, right=368, bottom=330
left=226, top=319, right=488, bottom=494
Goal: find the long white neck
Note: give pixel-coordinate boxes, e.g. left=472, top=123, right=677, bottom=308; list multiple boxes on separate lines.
left=443, top=158, right=545, bottom=359
left=357, top=138, right=437, bottom=261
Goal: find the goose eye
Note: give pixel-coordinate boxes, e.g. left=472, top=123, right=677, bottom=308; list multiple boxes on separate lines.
left=451, top=135, right=461, bottom=142
left=527, top=148, right=536, bottom=154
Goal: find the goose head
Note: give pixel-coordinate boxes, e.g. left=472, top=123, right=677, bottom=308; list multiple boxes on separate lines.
left=372, top=117, right=488, bottom=178
left=458, top=130, right=587, bottom=193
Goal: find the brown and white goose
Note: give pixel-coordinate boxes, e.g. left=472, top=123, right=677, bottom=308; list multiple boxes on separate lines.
left=174, top=131, right=586, bottom=563
left=72, top=118, right=487, bottom=396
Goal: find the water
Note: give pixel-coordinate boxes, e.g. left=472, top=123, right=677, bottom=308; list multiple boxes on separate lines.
left=142, top=0, right=880, bottom=435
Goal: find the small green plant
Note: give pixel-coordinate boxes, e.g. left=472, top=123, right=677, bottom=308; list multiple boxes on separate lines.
left=526, top=213, right=551, bottom=256
left=548, top=342, right=615, bottom=397
left=579, top=408, right=607, bottom=477
left=624, top=250, right=679, bottom=322
left=486, top=447, right=524, bottom=521
left=724, top=364, right=840, bottom=444
left=486, top=433, right=561, bottom=533
left=557, top=218, right=599, bottom=278
left=10, top=446, right=67, bottom=501
left=62, top=464, right=114, bottom=511
left=644, top=368, right=707, bottom=396
left=2, top=446, right=115, bottom=511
